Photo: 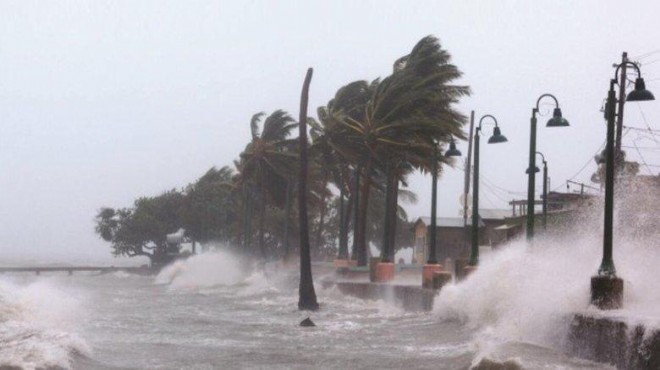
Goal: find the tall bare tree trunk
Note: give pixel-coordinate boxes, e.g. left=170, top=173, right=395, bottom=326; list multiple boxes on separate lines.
left=298, top=68, right=319, bottom=311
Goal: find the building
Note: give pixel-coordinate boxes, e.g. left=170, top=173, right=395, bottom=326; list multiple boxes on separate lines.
left=412, top=209, right=510, bottom=264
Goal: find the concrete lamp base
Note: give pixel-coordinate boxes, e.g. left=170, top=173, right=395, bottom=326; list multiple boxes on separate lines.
left=432, top=271, right=452, bottom=290
left=334, top=259, right=350, bottom=268
left=462, top=265, right=478, bottom=278
left=422, top=264, right=442, bottom=289
left=454, top=258, right=469, bottom=281
left=374, top=262, right=395, bottom=283
left=591, top=275, right=623, bottom=310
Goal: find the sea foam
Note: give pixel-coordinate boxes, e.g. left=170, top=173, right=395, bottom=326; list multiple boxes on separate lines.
left=155, top=251, right=247, bottom=289
left=0, top=278, right=90, bottom=369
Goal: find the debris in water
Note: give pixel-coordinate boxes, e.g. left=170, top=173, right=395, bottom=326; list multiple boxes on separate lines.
left=299, top=317, right=315, bottom=327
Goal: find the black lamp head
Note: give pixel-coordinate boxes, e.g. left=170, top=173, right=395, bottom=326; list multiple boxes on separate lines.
left=626, top=77, right=655, bottom=102
left=525, top=166, right=540, bottom=174
left=488, top=126, right=508, bottom=144
left=445, top=140, right=462, bottom=157
left=546, top=107, right=570, bottom=127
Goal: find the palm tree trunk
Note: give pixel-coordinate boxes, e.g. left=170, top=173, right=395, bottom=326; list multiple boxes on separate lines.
left=356, top=157, right=372, bottom=266
left=388, top=168, right=400, bottom=262
left=297, top=68, right=319, bottom=311
left=380, top=160, right=395, bottom=263
left=314, top=190, right=328, bottom=255
left=245, top=187, right=253, bottom=252
left=259, top=181, right=266, bottom=260
left=350, top=167, right=360, bottom=261
left=337, top=184, right=349, bottom=259
left=283, top=180, right=292, bottom=260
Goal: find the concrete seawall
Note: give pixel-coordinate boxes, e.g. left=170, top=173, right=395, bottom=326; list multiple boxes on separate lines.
left=325, top=281, right=437, bottom=312
left=568, top=314, right=660, bottom=369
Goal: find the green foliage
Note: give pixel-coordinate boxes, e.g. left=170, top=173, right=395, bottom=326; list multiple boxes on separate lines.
left=95, top=190, right=184, bottom=262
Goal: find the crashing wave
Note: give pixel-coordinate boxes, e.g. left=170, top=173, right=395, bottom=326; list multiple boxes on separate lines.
left=0, top=278, right=90, bottom=369
left=154, top=251, right=248, bottom=289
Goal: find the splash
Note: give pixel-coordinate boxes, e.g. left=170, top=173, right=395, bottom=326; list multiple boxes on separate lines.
left=155, top=251, right=248, bottom=289
left=0, top=278, right=90, bottom=369
left=434, top=226, right=660, bottom=355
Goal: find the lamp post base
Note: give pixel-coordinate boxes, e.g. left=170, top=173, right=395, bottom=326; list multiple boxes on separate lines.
left=422, top=264, right=442, bottom=288
left=432, top=271, right=452, bottom=290
left=454, top=258, right=469, bottom=281
left=334, top=259, right=350, bottom=268
left=591, top=275, right=623, bottom=310
left=463, top=265, right=478, bottom=278
left=373, top=262, right=395, bottom=283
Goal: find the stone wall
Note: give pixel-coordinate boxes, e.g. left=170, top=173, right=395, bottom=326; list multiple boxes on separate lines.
left=568, top=314, right=660, bottom=369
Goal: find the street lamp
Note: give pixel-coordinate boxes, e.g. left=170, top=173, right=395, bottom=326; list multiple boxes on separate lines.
left=468, top=115, right=508, bottom=268
left=591, top=60, right=654, bottom=310
left=526, top=152, right=548, bottom=231
left=526, top=94, right=569, bottom=241
left=423, top=138, right=461, bottom=288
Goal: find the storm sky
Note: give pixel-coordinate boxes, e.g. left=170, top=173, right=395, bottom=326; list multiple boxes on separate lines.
left=1, top=0, right=659, bottom=263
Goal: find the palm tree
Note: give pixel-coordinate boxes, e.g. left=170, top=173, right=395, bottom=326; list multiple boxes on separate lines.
left=237, top=110, right=298, bottom=259
left=331, top=36, right=470, bottom=265
left=314, top=80, right=379, bottom=265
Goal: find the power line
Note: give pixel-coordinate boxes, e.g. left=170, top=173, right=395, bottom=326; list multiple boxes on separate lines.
left=632, top=49, right=660, bottom=60
left=623, top=125, right=660, bottom=134
left=621, top=145, right=660, bottom=151
left=642, top=58, right=660, bottom=67
left=566, top=140, right=606, bottom=181
left=630, top=138, right=653, bottom=174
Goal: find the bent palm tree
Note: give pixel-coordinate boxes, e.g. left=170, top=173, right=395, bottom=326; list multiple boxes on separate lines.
left=332, top=36, right=470, bottom=265
left=237, top=110, right=298, bottom=259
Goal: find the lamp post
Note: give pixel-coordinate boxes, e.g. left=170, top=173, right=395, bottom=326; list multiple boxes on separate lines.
left=423, top=139, right=461, bottom=288
left=526, top=152, right=548, bottom=231
left=526, top=95, right=569, bottom=241
left=468, top=115, right=508, bottom=269
left=591, top=60, right=654, bottom=310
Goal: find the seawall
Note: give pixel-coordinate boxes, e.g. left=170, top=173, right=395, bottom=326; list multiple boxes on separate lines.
left=324, top=280, right=437, bottom=312
left=568, top=314, right=660, bottom=369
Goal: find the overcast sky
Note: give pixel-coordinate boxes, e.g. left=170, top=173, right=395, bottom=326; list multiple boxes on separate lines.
left=1, top=0, right=659, bottom=263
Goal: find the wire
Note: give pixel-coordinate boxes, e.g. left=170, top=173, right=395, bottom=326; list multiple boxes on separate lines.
left=632, top=49, right=660, bottom=60
left=621, top=145, right=660, bottom=151
left=642, top=58, right=660, bottom=67
left=480, top=174, right=526, bottom=195
left=623, top=125, right=660, bottom=134
left=480, top=179, right=512, bottom=203
left=560, top=139, right=607, bottom=186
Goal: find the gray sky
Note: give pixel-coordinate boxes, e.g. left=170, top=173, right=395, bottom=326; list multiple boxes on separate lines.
left=1, top=0, right=659, bottom=263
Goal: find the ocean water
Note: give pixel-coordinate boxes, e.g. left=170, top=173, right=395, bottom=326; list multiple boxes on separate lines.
left=2, top=236, right=657, bottom=369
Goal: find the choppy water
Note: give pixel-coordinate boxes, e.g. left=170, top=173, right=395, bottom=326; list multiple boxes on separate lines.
left=3, top=235, right=658, bottom=369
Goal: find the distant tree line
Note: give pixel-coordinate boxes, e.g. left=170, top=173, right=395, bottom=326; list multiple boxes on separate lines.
left=95, top=35, right=470, bottom=267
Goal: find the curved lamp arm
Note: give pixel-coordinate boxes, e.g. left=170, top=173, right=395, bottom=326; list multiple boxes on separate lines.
left=613, top=61, right=642, bottom=81
left=477, top=114, right=499, bottom=131
left=535, top=93, right=560, bottom=111
left=535, top=151, right=546, bottom=163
